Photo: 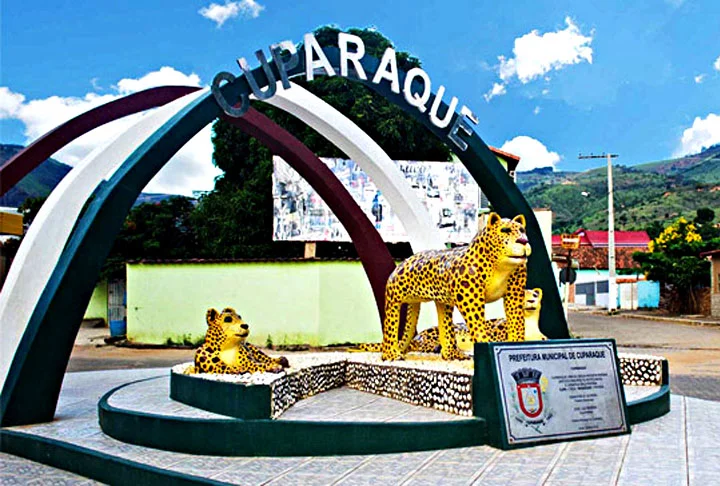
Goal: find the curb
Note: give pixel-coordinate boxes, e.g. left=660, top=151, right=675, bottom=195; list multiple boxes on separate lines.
left=580, top=310, right=720, bottom=328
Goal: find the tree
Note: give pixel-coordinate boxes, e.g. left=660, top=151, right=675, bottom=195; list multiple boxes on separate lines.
left=644, top=220, right=664, bottom=240
left=633, top=216, right=717, bottom=314
left=694, top=207, right=720, bottom=241
left=102, top=197, right=198, bottom=279
left=18, top=196, right=47, bottom=228
left=193, top=26, right=451, bottom=259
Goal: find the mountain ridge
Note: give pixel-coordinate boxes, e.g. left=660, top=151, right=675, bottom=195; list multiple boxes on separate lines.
left=518, top=144, right=720, bottom=233
left=0, top=144, right=179, bottom=208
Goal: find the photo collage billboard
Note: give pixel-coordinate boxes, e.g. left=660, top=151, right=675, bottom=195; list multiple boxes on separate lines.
left=272, top=156, right=483, bottom=243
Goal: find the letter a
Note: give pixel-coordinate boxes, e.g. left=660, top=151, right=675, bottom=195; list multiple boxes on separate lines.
left=372, top=47, right=400, bottom=94
left=304, top=33, right=336, bottom=81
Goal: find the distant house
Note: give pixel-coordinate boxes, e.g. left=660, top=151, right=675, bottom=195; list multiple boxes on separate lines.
left=551, top=229, right=657, bottom=308
left=551, top=229, right=651, bottom=270
left=0, top=207, right=23, bottom=289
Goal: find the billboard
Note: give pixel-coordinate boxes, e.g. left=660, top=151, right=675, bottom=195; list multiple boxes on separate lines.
left=272, top=156, right=482, bottom=243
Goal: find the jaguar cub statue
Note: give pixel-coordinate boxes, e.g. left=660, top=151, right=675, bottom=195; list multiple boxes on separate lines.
left=381, top=212, right=531, bottom=361
left=194, top=307, right=289, bottom=374
left=487, top=288, right=546, bottom=342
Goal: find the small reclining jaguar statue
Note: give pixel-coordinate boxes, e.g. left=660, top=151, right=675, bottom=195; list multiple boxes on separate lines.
left=194, top=307, right=289, bottom=374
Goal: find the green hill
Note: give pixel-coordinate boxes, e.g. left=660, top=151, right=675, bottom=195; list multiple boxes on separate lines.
left=633, top=143, right=720, bottom=182
left=0, top=144, right=178, bottom=208
left=519, top=145, right=720, bottom=233
left=0, top=144, right=72, bottom=207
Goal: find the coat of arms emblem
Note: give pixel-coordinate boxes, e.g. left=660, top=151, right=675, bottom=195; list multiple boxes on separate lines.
left=512, top=368, right=544, bottom=419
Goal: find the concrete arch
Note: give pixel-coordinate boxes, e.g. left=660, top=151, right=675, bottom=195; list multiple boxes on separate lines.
left=0, top=79, right=446, bottom=400
left=1, top=46, right=569, bottom=426
left=0, top=89, right=400, bottom=425
left=0, top=89, right=209, bottom=395
left=0, top=86, right=199, bottom=196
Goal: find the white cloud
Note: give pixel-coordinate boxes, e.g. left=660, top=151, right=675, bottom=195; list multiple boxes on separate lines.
left=533, top=106, right=541, bottom=115
left=1, top=67, right=221, bottom=196
left=115, top=67, right=201, bottom=95
left=694, top=74, right=706, bottom=84
left=0, top=87, right=26, bottom=118
left=500, top=136, right=560, bottom=171
left=199, top=0, right=264, bottom=27
left=484, top=82, right=507, bottom=102
left=714, top=55, right=720, bottom=72
left=497, top=17, right=593, bottom=84
left=675, top=113, right=720, bottom=156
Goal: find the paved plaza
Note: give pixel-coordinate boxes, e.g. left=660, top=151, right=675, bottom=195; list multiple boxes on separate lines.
left=3, top=312, right=720, bottom=484
left=1, top=367, right=718, bottom=485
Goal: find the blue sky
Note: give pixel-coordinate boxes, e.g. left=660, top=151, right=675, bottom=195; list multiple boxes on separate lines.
left=1, top=0, right=719, bottom=195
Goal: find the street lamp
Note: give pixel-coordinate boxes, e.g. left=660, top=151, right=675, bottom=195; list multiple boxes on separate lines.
left=579, top=153, right=619, bottom=313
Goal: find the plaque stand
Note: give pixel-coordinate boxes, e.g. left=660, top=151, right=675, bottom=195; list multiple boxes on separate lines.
left=474, top=339, right=630, bottom=449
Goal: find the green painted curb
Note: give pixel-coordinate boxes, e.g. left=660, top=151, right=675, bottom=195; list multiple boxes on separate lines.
left=170, top=372, right=272, bottom=420
left=100, top=378, right=488, bottom=456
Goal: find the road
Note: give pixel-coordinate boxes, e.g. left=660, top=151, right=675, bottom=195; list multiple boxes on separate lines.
left=568, top=311, right=720, bottom=401
left=67, top=312, right=720, bottom=401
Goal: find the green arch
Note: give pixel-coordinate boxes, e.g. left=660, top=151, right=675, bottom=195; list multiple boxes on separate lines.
left=0, top=45, right=567, bottom=427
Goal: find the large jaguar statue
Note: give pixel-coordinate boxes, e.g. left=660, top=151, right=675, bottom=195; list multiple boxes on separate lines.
left=381, top=213, right=530, bottom=361
left=355, top=287, right=545, bottom=354
left=194, top=307, right=289, bottom=374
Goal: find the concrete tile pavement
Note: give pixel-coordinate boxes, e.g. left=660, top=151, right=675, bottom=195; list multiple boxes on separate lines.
left=0, top=452, right=101, bottom=485
left=1, top=367, right=715, bottom=485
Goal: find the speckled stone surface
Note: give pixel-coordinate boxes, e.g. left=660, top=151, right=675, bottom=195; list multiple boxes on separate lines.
left=0, top=365, right=705, bottom=485
left=172, top=351, right=664, bottom=419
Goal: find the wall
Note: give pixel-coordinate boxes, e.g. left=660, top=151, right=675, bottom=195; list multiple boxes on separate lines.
left=83, top=279, right=108, bottom=322
left=711, top=256, right=720, bottom=317
left=533, top=209, right=553, bottom=258
left=637, top=281, right=660, bottom=309
left=126, top=261, right=384, bottom=346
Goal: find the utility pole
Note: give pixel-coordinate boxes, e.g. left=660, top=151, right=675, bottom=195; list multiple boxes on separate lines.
left=579, top=153, right=619, bottom=313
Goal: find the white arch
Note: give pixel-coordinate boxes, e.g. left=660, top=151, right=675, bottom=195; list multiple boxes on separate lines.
left=266, top=82, right=443, bottom=253
left=0, top=89, right=209, bottom=393
left=0, top=83, right=446, bottom=392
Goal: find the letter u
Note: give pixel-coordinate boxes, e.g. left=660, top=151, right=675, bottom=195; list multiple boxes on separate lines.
left=237, top=49, right=277, bottom=100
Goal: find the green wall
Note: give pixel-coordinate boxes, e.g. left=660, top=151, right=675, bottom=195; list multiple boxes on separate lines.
left=83, top=279, right=108, bottom=323
left=126, top=261, right=385, bottom=346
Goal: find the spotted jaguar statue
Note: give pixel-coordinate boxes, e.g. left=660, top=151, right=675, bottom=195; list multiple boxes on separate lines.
left=381, top=213, right=530, bottom=361
left=194, top=307, right=289, bottom=374
left=355, top=287, right=544, bottom=354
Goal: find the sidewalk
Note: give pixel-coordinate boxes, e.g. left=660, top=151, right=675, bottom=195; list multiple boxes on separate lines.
left=570, top=304, right=720, bottom=327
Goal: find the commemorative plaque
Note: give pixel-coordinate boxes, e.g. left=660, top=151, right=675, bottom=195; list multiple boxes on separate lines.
left=474, top=339, right=629, bottom=449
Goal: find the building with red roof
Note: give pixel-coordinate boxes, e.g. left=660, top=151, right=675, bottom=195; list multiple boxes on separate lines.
left=551, top=229, right=650, bottom=270
left=551, top=229, right=657, bottom=308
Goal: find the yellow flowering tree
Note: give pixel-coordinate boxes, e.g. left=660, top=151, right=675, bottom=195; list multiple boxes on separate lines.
left=634, top=216, right=714, bottom=314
